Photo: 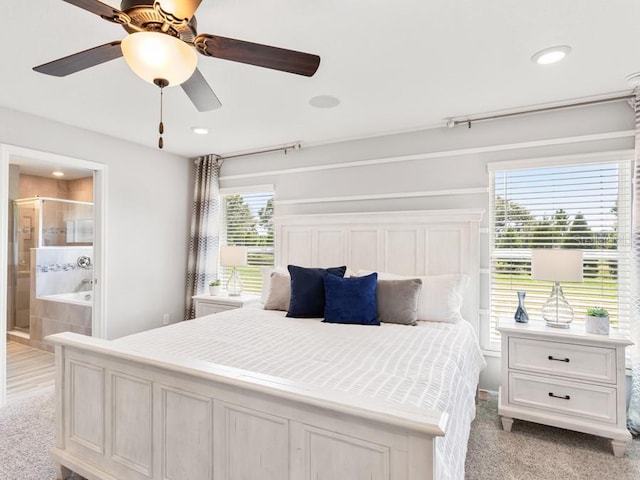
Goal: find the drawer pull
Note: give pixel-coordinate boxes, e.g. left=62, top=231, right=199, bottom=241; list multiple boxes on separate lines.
left=548, top=355, right=570, bottom=363
left=548, top=392, right=571, bottom=400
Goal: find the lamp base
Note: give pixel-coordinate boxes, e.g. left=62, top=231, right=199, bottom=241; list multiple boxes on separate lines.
left=545, top=321, right=571, bottom=329
left=226, top=267, right=243, bottom=297
left=542, top=283, right=574, bottom=328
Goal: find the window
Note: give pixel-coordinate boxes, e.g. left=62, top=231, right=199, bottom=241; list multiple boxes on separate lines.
left=487, top=152, right=632, bottom=351
left=220, top=187, right=274, bottom=294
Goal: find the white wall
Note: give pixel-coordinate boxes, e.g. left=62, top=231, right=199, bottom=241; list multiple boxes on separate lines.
left=219, top=100, right=635, bottom=391
left=0, top=106, right=192, bottom=339
left=2, top=99, right=631, bottom=392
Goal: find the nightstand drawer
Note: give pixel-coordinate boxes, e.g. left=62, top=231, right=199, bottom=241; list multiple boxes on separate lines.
left=195, top=303, right=232, bottom=317
left=509, top=337, right=616, bottom=384
left=509, top=372, right=617, bottom=424
left=192, top=294, right=261, bottom=318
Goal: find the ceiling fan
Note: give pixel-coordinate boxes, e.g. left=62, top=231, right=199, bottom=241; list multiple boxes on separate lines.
left=34, top=0, right=321, bottom=113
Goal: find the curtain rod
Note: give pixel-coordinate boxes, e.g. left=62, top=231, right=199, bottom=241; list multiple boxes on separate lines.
left=214, top=142, right=302, bottom=161
left=447, top=93, right=635, bottom=129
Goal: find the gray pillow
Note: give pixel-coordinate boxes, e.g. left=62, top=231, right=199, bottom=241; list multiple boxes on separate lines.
left=264, top=272, right=291, bottom=311
left=377, top=278, right=422, bottom=325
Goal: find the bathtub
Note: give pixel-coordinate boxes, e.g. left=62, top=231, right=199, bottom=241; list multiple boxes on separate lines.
left=41, top=291, right=93, bottom=306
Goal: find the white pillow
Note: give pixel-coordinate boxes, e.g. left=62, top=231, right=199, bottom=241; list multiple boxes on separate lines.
left=356, top=270, right=469, bottom=323
left=344, top=268, right=357, bottom=278
left=260, top=266, right=288, bottom=303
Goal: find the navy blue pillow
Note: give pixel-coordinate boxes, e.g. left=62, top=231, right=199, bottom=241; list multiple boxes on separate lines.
left=323, top=272, right=379, bottom=325
left=286, top=265, right=347, bottom=318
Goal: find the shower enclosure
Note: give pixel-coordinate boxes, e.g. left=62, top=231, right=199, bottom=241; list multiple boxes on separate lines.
left=7, top=197, right=94, bottom=335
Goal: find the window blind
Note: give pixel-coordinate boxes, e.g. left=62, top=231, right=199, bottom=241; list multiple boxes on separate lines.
left=220, top=190, right=274, bottom=294
left=488, top=156, right=632, bottom=350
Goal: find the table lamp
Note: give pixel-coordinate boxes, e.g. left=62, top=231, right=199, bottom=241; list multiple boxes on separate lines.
left=531, top=249, right=583, bottom=328
left=220, top=246, right=248, bottom=296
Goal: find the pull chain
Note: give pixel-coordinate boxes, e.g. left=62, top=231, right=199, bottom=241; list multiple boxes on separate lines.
left=154, top=78, right=169, bottom=149
left=158, top=84, right=164, bottom=149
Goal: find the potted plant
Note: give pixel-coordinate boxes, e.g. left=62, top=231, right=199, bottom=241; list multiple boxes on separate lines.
left=585, top=307, right=609, bottom=335
left=209, top=279, right=221, bottom=296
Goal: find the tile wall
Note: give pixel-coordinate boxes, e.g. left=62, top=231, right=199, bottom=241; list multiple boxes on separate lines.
left=28, top=247, right=93, bottom=351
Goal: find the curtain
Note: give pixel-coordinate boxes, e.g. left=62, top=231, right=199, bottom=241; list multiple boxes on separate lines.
left=185, top=155, right=221, bottom=320
left=628, top=93, right=640, bottom=435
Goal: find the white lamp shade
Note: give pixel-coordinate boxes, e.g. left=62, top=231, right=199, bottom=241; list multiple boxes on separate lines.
left=121, top=32, right=197, bottom=86
left=220, top=246, right=248, bottom=267
left=531, top=249, right=583, bottom=282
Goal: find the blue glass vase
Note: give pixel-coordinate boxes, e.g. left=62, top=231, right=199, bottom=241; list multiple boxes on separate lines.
left=514, top=291, right=529, bottom=323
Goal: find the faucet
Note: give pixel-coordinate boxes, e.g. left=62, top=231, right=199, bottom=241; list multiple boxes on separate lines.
left=80, top=278, right=93, bottom=291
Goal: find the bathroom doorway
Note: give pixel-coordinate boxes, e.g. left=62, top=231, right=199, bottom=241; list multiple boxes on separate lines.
left=0, top=144, right=106, bottom=406
left=8, top=196, right=94, bottom=350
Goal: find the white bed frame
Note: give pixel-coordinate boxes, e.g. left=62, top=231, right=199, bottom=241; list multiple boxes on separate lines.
left=48, top=209, right=483, bottom=480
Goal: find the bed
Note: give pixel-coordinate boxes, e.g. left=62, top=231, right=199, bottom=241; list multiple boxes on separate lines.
left=48, top=209, right=485, bottom=480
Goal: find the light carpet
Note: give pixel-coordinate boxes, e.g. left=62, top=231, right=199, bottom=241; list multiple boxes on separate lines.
left=466, top=392, right=640, bottom=480
left=0, top=387, right=59, bottom=480
left=1, top=388, right=639, bottom=479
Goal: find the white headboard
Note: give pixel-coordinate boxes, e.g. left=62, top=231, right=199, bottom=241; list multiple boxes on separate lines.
left=274, top=209, right=484, bottom=327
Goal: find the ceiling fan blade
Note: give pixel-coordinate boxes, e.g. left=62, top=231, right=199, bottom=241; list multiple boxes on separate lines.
left=181, top=68, right=222, bottom=111
left=33, top=41, right=123, bottom=77
left=155, top=0, right=203, bottom=22
left=195, top=34, right=320, bottom=77
left=63, top=0, right=128, bottom=23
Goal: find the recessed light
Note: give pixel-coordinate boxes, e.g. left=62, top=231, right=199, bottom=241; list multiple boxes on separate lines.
left=309, top=95, right=340, bottom=108
left=191, top=126, right=209, bottom=135
left=531, top=45, right=571, bottom=65
left=52, top=171, right=65, bottom=177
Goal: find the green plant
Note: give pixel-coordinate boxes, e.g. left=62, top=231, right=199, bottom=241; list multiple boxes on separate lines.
left=209, top=279, right=221, bottom=287
left=587, top=307, right=609, bottom=317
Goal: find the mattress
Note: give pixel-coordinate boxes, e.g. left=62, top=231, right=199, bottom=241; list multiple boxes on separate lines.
left=114, top=307, right=487, bottom=479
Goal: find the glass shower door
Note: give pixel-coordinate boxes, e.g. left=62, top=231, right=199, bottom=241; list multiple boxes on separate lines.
left=13, top=200, right=38, bottom=331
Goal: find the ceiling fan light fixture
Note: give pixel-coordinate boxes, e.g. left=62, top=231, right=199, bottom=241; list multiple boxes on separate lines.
left=121, top=32, right=197, bottom=86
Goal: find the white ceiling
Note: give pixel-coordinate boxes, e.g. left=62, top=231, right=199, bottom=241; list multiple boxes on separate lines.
left=2, top=0, right=640, bottom=158
left=10, top=155, right=92, bottom=180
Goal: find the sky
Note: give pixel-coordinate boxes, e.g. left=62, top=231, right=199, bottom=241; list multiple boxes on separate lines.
left=495, top=162, right=622, bottom=232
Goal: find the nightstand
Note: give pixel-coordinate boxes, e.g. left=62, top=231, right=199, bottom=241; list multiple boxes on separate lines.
left=192, top=293, right=261, bottom=317
left=497, top=320, right=632, bottom=457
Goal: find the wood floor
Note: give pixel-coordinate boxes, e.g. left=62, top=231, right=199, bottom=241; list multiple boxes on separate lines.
left=6, top=340, right=55, bottom=403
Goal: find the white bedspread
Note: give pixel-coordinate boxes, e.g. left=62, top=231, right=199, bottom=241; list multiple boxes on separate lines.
left=114, top=307, right=486, bottom=480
